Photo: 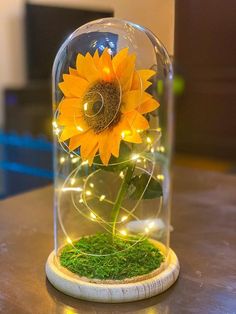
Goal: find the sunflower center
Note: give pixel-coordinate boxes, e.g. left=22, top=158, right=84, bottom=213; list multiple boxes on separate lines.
left=82, top=80, right=121, bottom=133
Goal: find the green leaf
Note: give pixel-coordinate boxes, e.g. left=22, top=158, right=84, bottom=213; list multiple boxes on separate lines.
left=129, top=173, right=163, bottom=199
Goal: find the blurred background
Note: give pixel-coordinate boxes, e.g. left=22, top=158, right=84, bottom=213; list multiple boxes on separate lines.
left=0, top=0, right=235, bottom=198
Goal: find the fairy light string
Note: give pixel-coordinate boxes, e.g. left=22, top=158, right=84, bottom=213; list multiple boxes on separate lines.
left=55, top=122, right=165, bottom=257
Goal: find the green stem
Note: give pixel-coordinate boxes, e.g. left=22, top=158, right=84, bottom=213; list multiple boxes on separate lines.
left=111, top=162, right=136, bottom=237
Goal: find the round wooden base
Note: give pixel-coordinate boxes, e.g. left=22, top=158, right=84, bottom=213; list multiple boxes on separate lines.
left=46, top=244, right=179, bottom=303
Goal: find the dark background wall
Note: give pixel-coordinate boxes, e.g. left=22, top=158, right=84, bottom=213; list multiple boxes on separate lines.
left=175, top=0, right=236, bottom=160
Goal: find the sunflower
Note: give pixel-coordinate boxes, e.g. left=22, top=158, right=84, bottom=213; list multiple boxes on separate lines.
left=57, top=48, right=159, bottom=166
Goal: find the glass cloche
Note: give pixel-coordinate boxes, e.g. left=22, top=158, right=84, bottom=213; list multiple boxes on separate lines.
left=46, top=17, right=179, bottom=303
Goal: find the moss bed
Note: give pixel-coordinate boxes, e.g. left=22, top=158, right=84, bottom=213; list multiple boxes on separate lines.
left=60, top=233, right=165, bottom=280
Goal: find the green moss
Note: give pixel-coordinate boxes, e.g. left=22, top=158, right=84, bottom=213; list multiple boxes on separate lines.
left=60, top=233, right=165, bottom=280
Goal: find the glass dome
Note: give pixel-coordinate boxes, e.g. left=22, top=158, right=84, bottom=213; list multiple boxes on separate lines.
left=51, top=18, right=173, bottom=287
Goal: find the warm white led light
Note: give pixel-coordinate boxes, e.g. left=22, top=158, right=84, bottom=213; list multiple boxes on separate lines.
left=86, top=190, right=92, bottom=196
left=147, top=137, right=152, bottom=143
left=119, top=171, right=124, bottom=179
left=72, top=157, right=79, bottom=164
left=60, top=157, right=65, bottom=164
left=89, top=183, right=94, bottom=188
left=157, top=146, right=165, bottom=153
left=84, top=102, right=88, bottom=111
left=90, top=212, right=97, bottom=219
left=67, top=237, right=72, bottom=244
left=121, top=130, right=131, bottom=139
left=121, top=216, right=128, bottom=222
left=77, top=126, right=83, bottom=132
left=99, top=194, right=106, bottom=201
left=157, top=174, right=165, bottom=181
left=131, top=154, right=139, bottom=161
left=54, top=128, right=60, bottom=135
left=62, top=187, right=83, bottom=192
left=148, top=221, right=155, bottom=229
left=81, top=160, right=88, bottom=165
left=120, top=229, right=127, bottom=236
left=70, top=178, right=76, bottom=185
left=52, top=121, right=57, bottom=128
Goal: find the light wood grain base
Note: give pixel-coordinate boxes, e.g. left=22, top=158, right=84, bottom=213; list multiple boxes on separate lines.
left=46, top=242, right=179, bottom=303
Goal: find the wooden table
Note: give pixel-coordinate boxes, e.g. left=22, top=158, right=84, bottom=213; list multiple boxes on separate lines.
left=0, top=166, right=236, bottom=313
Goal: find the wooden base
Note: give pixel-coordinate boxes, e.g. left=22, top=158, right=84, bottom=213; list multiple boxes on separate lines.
left=46, top=243, right=179, bottom=303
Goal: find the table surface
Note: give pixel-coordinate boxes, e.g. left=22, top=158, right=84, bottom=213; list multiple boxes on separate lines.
left=0, top=166, right=236, bottom=314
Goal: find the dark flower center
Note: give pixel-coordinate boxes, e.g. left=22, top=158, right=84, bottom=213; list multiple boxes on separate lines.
left=82, top=80, right=121, bottom=133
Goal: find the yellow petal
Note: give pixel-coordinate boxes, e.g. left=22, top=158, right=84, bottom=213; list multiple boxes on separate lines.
left=110, top=127, right=121, bottom=157
left=62, top=74, right=88, bottom=97
left=121, top=90, right=142, bottom=113
left=138, top=98, right=160, bottom=114
left=68, top=133, right=84, bottom=151
left=142, top=81, right=152, bottom=90
left=98, top=48, right=115, bottom=82
left=73, top=118, right=89, bottom=133
left=76, top=53, right=87, bottom=79
left=116, top=115, right=133, bottom=139
left=93, top=49, right=100, bottom=68
left=58, top=108, right=88, bottom=129
left=126, top=111, right=150, bottom=130
left=58, top=82, right=73, bottom=97
left=123, top=130, right=142, bottom=144
left=58, top=98, right=82, bottom=117
left=138, top=69, right=156, bottom=81
left=57, top=115, right=82, bottom=126
left=131, top=71, right=140, bottom=90
left=112, top=47, right=129, bottom=71
left=69, top=67, right=78, bottom=76
left=116, top=54, right=136, bottom=92
left=82, top=52, right=100, bottom=82
left=80, top=131, right=98, bottom=161
left=98, top=131, right=112, bottom=165
left=131, top=69, right=155, bottom=91
left=141, top=92, right=153, bottom=102
left=87, top=144, right=99, bottom=166
left=59, top=118, right=89, bottom=141
left=68, top=129, right=92, bottom=151
left=60, top=127, right=80, bottom=142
